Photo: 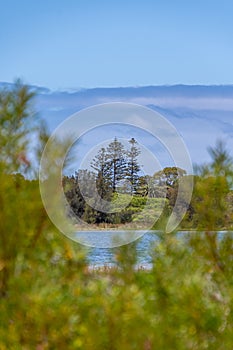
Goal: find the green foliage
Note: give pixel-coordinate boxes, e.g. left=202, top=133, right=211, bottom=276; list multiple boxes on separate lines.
left=0, top=80, right=35, bottom=173
left=181, top=141, right=233, bottom=230
left=1, top=228, right=233, bottom=349
left=154, top=166, right=187, bottom=187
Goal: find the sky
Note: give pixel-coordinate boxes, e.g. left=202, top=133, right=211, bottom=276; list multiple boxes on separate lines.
left=1, top=0, right=233, bottom=89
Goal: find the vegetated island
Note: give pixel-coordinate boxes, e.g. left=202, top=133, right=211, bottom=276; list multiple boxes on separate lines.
left=63, top=138, right=233, bottom=231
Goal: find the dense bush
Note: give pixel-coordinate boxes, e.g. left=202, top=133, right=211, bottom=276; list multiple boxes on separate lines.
left=1, top=224, right=233, bottom=349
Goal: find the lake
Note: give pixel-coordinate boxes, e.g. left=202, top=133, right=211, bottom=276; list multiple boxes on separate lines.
left=74, top=230, right=232, bottom=268
left=79, top=231, right=158, bottom=268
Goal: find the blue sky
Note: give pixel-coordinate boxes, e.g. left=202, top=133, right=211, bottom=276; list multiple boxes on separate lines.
left=1, top=0, right=233, bottom=89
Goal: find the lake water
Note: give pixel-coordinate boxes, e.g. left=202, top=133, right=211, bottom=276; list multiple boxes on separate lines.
left=74, top=230, right=232, bottom=268
left=82, top=231, right=159, bottom=268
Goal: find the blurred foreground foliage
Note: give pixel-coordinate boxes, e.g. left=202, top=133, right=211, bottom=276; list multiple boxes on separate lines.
left=0, top=82, right=233, bottom=349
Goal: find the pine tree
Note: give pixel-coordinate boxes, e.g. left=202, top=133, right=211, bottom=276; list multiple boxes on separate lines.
left=106, top=137, right=127, bottom=192
left=91, top=147, right=112, bottom=198
left=126, top=138, right=141, bottom=194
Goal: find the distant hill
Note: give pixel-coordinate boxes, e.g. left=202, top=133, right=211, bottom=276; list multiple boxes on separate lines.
left=1, top=82, right=233, bottom=165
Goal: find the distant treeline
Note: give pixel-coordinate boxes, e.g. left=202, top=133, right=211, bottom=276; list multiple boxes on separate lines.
left=63, top=138, right=233, bottom=230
